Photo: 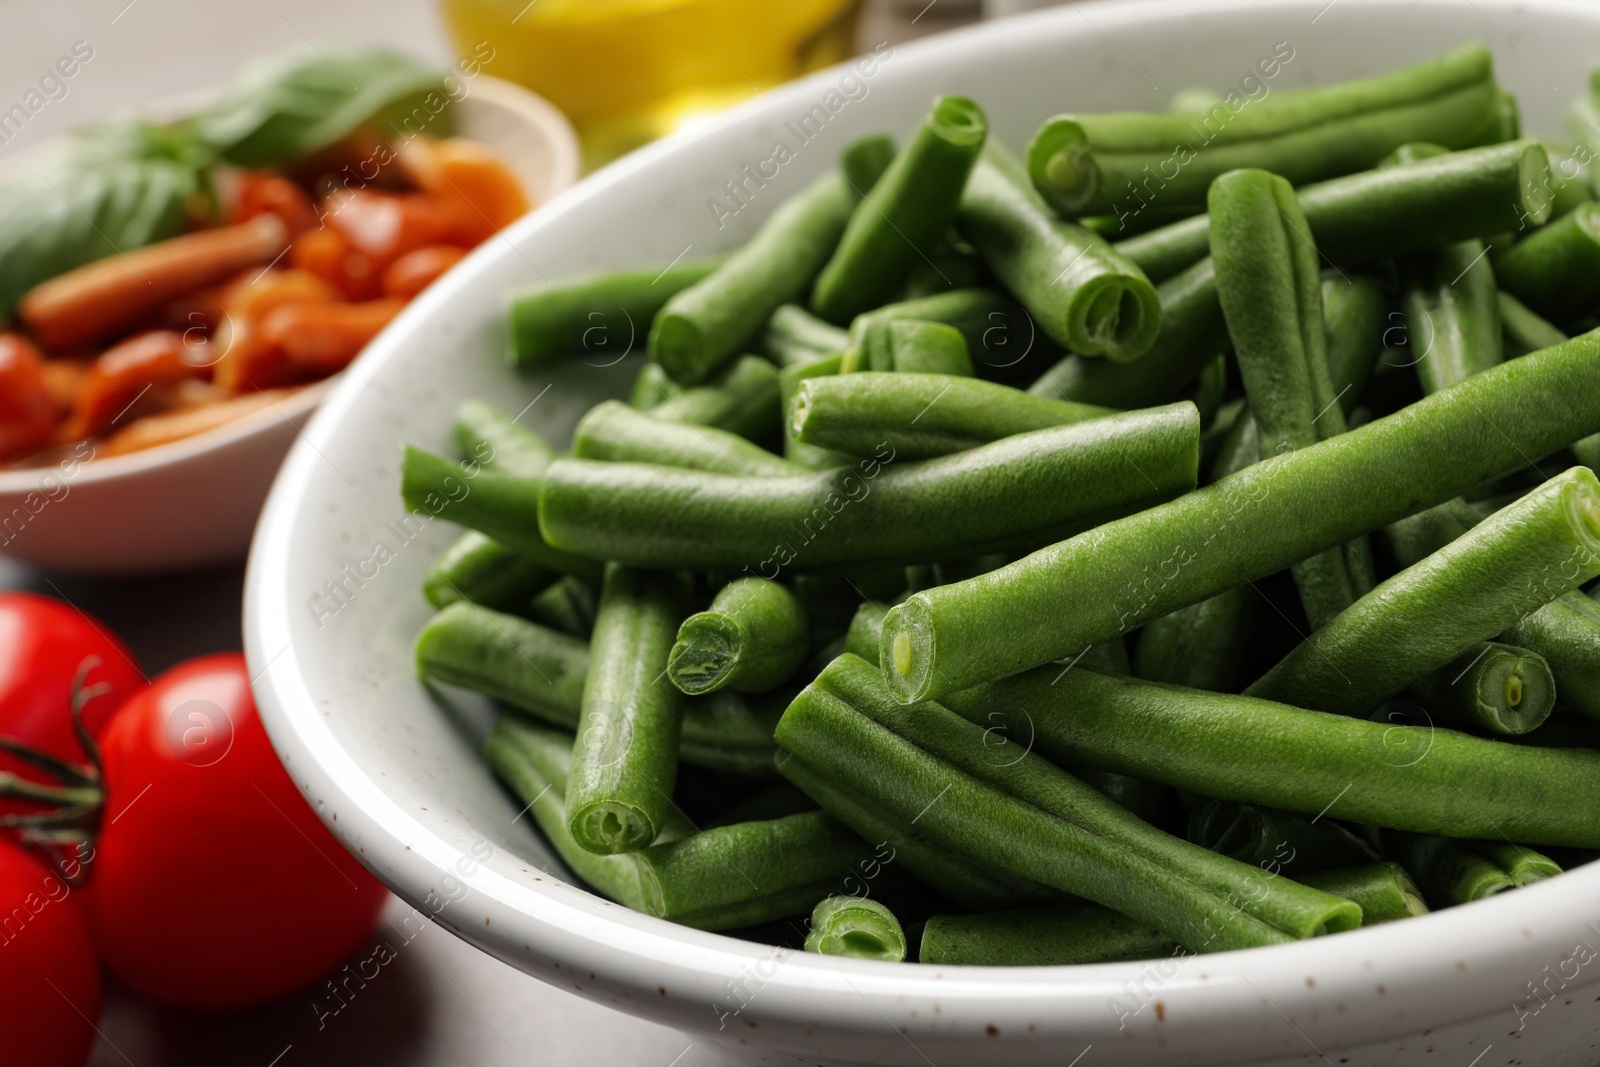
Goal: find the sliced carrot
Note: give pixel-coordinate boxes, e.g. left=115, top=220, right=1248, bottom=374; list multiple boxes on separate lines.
left=0, top=335, right=58, bottom=459
left=97, top=387, right=301, bottom=458
left=59, top=330, right=210, bottom=442
left=259, top=298, right=403, bottom=375
left=212, top=269, right=342, bottom=394
left=382, top=245, right=467, bottom=300
left=289, top=227, right=382, bottom=302
left=398, top=136, right=530, bottom=246
left=230, top=171, right=318, bottom=234
left=19, top=215, right=290, bottom=352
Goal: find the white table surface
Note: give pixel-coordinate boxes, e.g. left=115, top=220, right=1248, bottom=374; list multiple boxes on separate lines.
left=0, top=2, right=981, bottom=1064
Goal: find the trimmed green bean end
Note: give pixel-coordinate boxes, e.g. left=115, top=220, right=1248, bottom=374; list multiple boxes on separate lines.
left=667, top=613, right=742, bottom=695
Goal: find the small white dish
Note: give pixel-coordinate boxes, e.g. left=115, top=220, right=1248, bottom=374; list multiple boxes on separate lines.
left=246, top=3, right=1600, bottom=1064
left=0, top=73, right=578, bottom=575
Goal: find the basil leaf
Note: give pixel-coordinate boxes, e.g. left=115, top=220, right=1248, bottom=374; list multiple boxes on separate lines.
left=0, top=122, right=200, bottom=319
left=196, top=44, right=452, bottom=168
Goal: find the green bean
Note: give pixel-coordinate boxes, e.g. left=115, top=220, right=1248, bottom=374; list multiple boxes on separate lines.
left=1297, top=863, right=1428, bottom=925
left=880, top=328, right=1600, bottom=702
left=1116, top=141, right=1550, bottom=283
left=776, top=655, right=1361, bottom=950
left=1186, top=798, right=1377, bottom=876
left=453, top=399, right=556, bottom=478
left=491, top=717, right=850, bottom=926
left=1026, top=257, right=1227, bottom=409
left=1498, top=290, right=1568, bottom=356
left=1386, top=833, right=1561, bottom=907
left=648, top=354, right=782, bottom=444
left=942, top=665, right=1600, bottom=848
left=1028, top=44, right=1500, bottom=217
left=574, top=400, right=796, bottom=477
left=633, top=810, right=868, bottom=929
left=529, top=575, right=598, bottom=638
left=1494, top=202, right=1600, bottom=323
left=844, top=601, right=891, bottom=661
left=840, top=133, right=897, bottom=203
left=804, top=895, right=907, bottom=962
left=1133, top=584, right=1255, bottom=692
left=401, top=447, right=603, bottom=581
left=1410, top=641, right=1554, bottom=736
left=1210, top=167, right=1370, bottom=628
left=1323, top=276, right=1386, bottom=411
left=629, top=361, right=678, bottom=409
left=791, top=372, right=1117, bottom=460
left=761, top=304, right=848, bottom=368
left=848, top=289, right=1060, bottom=383
left=1504, top=592, right=1600, bottom=723
left=957, top=146, right=1160, bottom=362
left=1245, top=467, right=1600, bottom=716
left=416, top=601, right=588, bottom=722
left=813, top=97, right=987, bottom=322
left=423, top=531, right=554, bottom=612
left=1380, top=495, right=1481, bottom=568
left=418, top=599, right=779, bottom=773
left=566, top=565, right=687, bottom=854
left=486, top=717, right=689, bottom=909
left=1404, top=240, right=1503, bottom=394
left=1075, top=636, right=1130, bottom=676
left=1188, top=354, right=1228, bottom=427
left=1534, top=139, right=1594, bottom=222
left=863, top=320, right=974, bottom=375
left=652, top=172, right=852, bottom=384
left=1075, top=768, right=1181, bottom=830
left=668, top=578, right=807, bottom=695
left=539, top=404, right=1199, bottom=572
left=901, top=239, right=991, bottom=299
left=919, top=904, right=1177, bottom=966
left=775, top=748, right=1062, bottom=910
left=776, top=351, right=853, bottom=470
left=508, top=257, right=723, bottom=370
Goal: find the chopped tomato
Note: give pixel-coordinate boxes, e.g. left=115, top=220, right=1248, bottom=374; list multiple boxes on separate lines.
left=230, top=171, right=318, bottom=234
left=399, top=136, right=531, bottom=246
left=290, top=226, right=383, bottom=302
left=382, top=244, right=467, bottom=299
left=261, top=298, right=403, bottom=374
left=212, top=269, right=341, bottom=393
left=0, top=335, right=60, bottom=459
left=59, top=331, right=210, bottom=442
left=323, top=189, right=449, bottom=269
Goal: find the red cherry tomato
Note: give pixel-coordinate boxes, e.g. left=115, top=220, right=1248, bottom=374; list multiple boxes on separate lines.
left=0, top=593, right=143, bottom=820
left=0, top=334, right=59, bottom=460
left=230, top=171, right=318, bottom=235
left=85, top=653, right=387, bottom=1009
left=0, top=837, right=101, bottom=1067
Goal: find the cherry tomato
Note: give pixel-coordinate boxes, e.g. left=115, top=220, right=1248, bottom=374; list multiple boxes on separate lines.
left=0, top=334, right=59, bottom=460
left=324, top=190, right=449, bottom=271
left=382, top=244, right=466, bottom=300
left=211, top=269, right=343, bottom=393
left=290, top=227, right=382, bottom=302
left=398, top=136, right=530, bottom=246
left=261, top=297, right=403, bottom=374
left=229, top=171, right=318, bottom=235
left=0, top=837, right=101, bottom=1067
left=60, top=330, right=212, bottom=442
left=85, top=653, right=387, bottom=1009
left=0, top=593, right=143, bottom=820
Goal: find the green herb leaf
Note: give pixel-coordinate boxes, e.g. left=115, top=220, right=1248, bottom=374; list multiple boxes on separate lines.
left=0, top=121, right=202, bottom=319
left=196, top=44, right=452, bottom=168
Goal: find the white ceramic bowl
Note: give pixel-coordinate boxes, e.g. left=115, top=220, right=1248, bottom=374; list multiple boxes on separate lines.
left=0, top=74, right=578, bottom=575
left=245, top=3, right=1600, bottom=1064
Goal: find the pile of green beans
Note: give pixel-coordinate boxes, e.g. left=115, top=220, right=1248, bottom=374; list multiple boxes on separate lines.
left=404, top=55, right=1600, bottom=968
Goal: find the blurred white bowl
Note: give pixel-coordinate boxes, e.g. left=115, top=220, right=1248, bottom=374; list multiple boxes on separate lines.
left=246, top=3, right=1600, bottom=1064
left=0, top=73, right=578, bottom=575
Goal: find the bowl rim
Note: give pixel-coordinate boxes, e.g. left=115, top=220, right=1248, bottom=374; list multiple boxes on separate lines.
left=0, top=72, right=577, bottom=494
left=246, top=0, right=1600, bottom=1057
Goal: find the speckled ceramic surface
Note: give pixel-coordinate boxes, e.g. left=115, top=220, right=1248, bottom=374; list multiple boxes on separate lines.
left=245, top=3, right=1600, bottom=1063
